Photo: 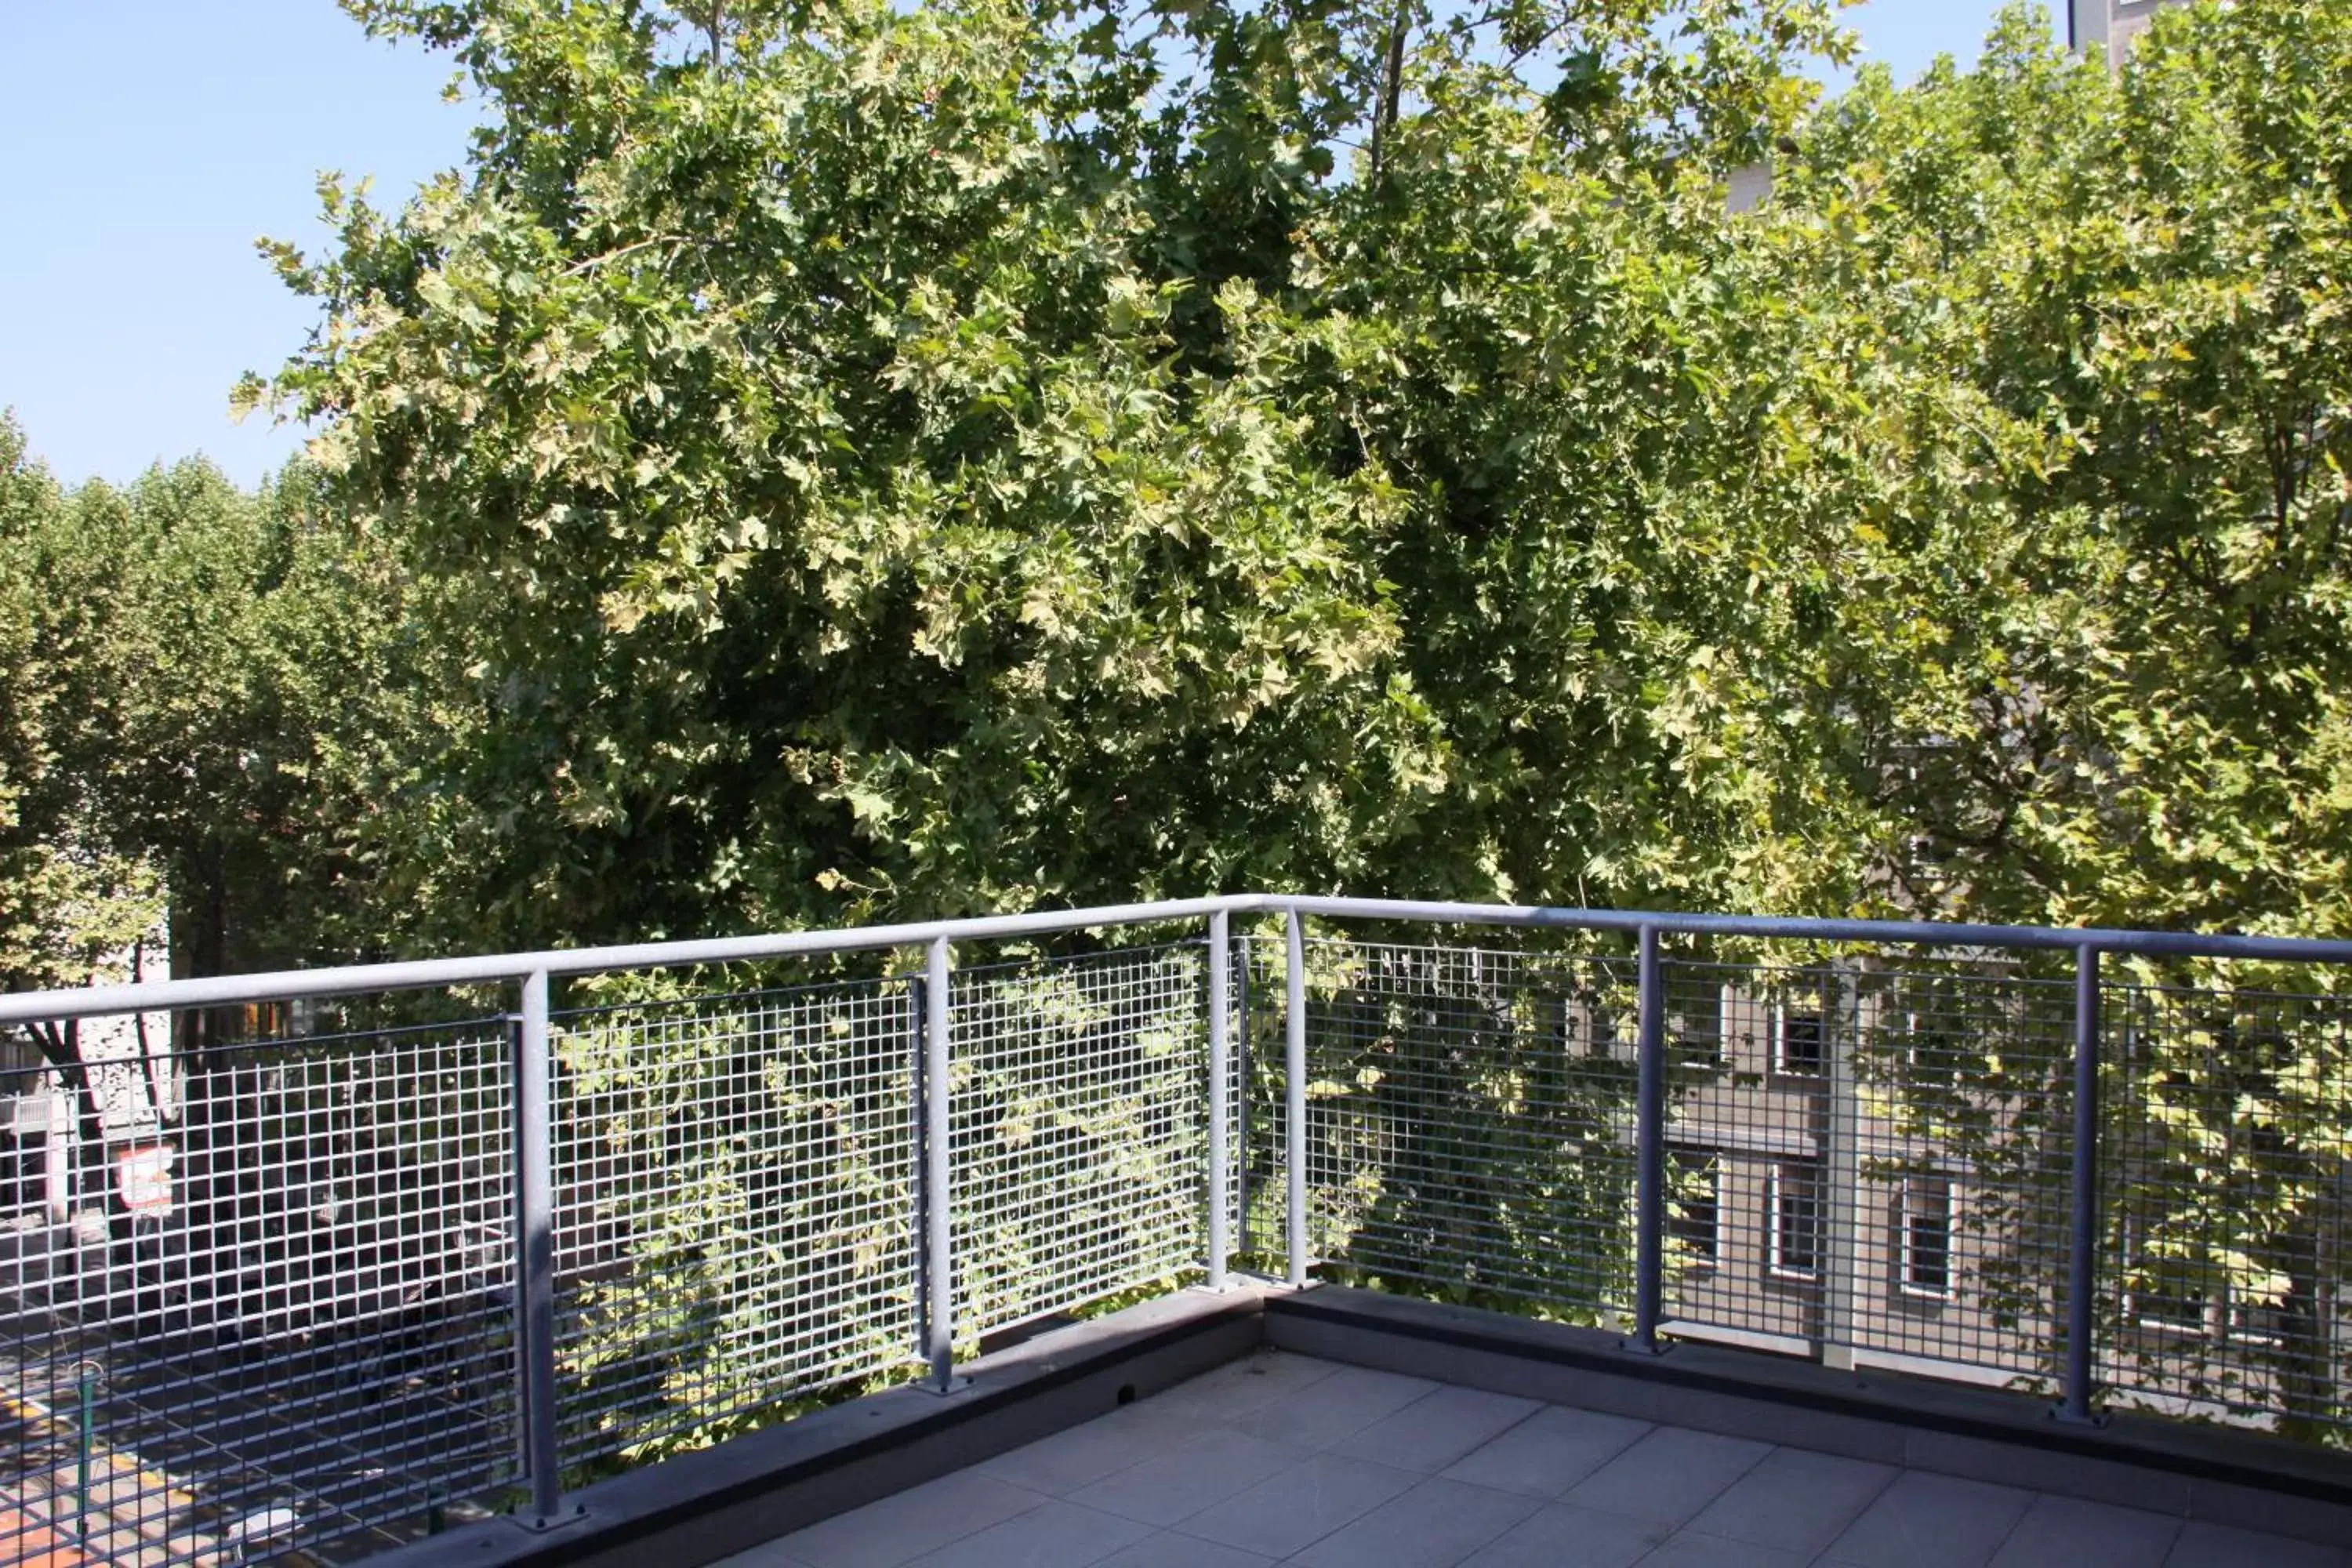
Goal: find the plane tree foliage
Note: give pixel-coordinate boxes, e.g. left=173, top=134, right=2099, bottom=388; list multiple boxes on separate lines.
left=0, top=419, right=434, bottom=1261
left=253, top=0, right=1854, bottom=951
left=1766, top=4, right=2352, bottom=1438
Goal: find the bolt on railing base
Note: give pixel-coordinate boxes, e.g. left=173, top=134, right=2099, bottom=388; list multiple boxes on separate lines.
left=1214, top=1270, right=1301, bottom=1293
left=2052, top=1405, right=2111, bottom=1429
left=914, top=1374, right=973, bottom=1397
left=506, top=1504, right=592, bottom=1535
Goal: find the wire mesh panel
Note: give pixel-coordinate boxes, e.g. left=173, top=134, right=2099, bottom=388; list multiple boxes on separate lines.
left=1212, top=934, right=1247, bottom=1281
left=1661, top=956, right=2075, bottom=1381
left=947, top=942, right=1211, bottom=1338
left=1250, top=932, right=1642, bottom=1324
left=1655, top=960, right=1831, bottom=1347
left=0, top=1015, right=516, bottom=1567
left=2099, top=977, right=2352, bottom=1439
left=1844, top=962, right=2075, bottom=1382
left=550, top=977, right=916, bottom=1475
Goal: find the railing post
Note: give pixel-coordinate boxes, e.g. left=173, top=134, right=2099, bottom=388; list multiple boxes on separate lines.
left=1820, top=962, right=1860, bottom=1372
left=1633, top=924, right=1666, bottom=1352
left=2061, top=943, right=2103, bottom=1424
left=510, top=968, right=564, bottom=1524
left=1207, top=909, right=1231, bottom=1291
left=908, top=967, right=928, bottom=1365
left=923, top=935, right=958, bottom=1392
left=1234, top=926, right=1252, bottom=1262
left=1285, top=907, right=1308, bottom=1289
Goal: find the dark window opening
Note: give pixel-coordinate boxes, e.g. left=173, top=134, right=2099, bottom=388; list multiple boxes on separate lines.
left=1669, top=1149, right=1721, bottom=1263
left=1777, top=1006, right=1826, bottom=1076
left=1901, top=1176, right=1952, bottom=1298
left=1770, top=1161, right=1822, bottom=1278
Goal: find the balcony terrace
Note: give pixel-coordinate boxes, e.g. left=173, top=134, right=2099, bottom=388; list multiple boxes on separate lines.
left=1, top=895, right=2349, bottom=1567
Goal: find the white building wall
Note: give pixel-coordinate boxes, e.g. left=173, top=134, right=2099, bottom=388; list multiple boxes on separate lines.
left=2073, top=0, right=2197, bottom=70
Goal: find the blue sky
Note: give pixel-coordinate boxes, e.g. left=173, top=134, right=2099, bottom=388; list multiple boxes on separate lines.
left=1, top=1, right=2035, bottom=491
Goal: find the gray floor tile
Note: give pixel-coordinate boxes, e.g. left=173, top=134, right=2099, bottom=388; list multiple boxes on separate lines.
left=1639, top=1530, right=1815, bottom=1568
left=1290, top=1476, right=1545, bottom=1568
left=1443, top=1406, right=1656, bottom=1498
left=775, top=1471, right=1050, bottom=1568
left=709, top=1541, right=820, bottom=1567
left=1174, top=1451, right=1421, bottom=1558
left=1559, top=1426, right=1773, bottom=1527
left=1069, top=1430, right=1312, bottom=1526
left=1824, top=1472, right=2038, bottom=1568
left=1091, top=1533, right=1276, bottom=1568
left=2164, top=1521, right=2345, bottom=1568
left=978, top=1403, right=1213, bottom=1495
left=1336, top=1386, right=1544, bottom=1473
left=901, top=1500, right=1153, bottom=1568
left=1457, top=1501, right=1675, bottom=1568
left=1987, top=1495, right=2183, bottom=1568
left=1143, top=1353, right=1342, bottom=1422
left=1685, top=1446, right=1899, bottom=1555
left=1228, top=1364, right=1439, bottom=1450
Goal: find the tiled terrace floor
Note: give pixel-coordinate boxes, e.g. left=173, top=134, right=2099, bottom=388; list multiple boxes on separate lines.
left=713, top=1351, right=2333, bottom=1568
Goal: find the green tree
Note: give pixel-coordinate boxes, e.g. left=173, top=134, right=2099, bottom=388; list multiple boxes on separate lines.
left=252, top=0, right=1856, bottom=953
left=0, top=419, right=177, bottom=1213
left=0, top=416, right=169, bottom=1004
left=1765, top=1, right=2352, bottom=1436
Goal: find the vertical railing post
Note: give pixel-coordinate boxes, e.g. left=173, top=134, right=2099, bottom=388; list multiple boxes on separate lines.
left=1234, top=926, right=1252, bottom=1263
left=1285, top=907, right=1308, bottom=1289
left=2061, top=943, right=2103, bottom=1424
left=1633, top=924, right=1666, bottom=1352
left=511, top=968, right=564, bottom=1523
left=924, top=936, right=957, bottom=1392
left=1820, top=963, right=1860, bottom=1372
left=908, top=967, right=929, bottom=1366
left=1207, top=909, right=1232, bottom=1291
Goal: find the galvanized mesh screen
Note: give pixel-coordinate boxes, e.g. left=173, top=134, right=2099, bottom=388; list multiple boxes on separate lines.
left=1844, top=963, right=2074, bottom=1385
left=10, top=900, right=2352, bottom=1568
left=1243, top=927, right=2352, bottom=1443
left=549, top=976, right=917, bottom=1474
left=2099, top=978, right=2352, bottom=1438
left=947, top=942, right=1214, bottom=1337
left=0, top=1016, right=515, bottom=1566
left=1657, top=960, right=1836, bottom=1349
left=1661, top=958, right=2076, bottom=1386
left=1247, top=933, right=1642, bottom=1325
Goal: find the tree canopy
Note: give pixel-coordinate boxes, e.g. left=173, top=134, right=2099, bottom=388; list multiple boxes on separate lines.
left=0, top=0, right=2341, bottom=967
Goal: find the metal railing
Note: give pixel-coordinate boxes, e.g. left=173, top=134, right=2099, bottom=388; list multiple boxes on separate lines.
left=0, top=895, right=2349, bottom=1563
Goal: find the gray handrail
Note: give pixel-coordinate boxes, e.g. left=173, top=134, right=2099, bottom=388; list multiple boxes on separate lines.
left=6, top=891, right=2350, bottom=1026
left=0, top=895, right=1254, bottom=1024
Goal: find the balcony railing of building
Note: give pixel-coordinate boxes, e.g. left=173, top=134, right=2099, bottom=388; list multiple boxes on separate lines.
left=0, top=894, right=2347, bottom=1566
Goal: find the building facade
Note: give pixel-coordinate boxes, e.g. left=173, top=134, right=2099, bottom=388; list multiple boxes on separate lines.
left=2071, top=0, right=2197, bottom=70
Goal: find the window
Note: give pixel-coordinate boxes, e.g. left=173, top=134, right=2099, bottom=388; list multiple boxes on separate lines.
left=1774, top=1000, right=1827, bottom=1076
left=1768, top=1161, right=1822, bottom=1278
left=2228, top=1298, right=2288, bottom=1348
left=2120, top=1212, right=2209, bottom=1335
left=1900, top=1176, right=1953, bottom=1298
left=1669, top=1150, right=1721, bottom=1264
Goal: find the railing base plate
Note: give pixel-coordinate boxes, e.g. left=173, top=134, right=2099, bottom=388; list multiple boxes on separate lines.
left=506, top=1505, right=592, bottom=1536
